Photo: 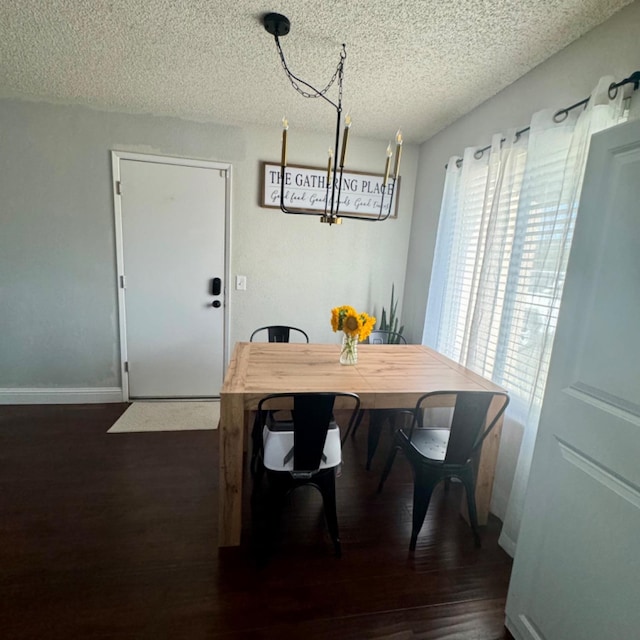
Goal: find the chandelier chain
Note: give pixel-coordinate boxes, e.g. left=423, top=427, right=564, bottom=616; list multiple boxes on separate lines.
left=275, top=36, right=346, bottom=105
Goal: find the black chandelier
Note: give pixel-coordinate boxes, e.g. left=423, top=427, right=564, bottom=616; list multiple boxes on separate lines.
left=263, top=12, right=402, bottom=225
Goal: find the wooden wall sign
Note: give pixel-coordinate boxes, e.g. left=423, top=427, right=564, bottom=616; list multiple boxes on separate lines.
left=260, top=162, right=400, bottom=218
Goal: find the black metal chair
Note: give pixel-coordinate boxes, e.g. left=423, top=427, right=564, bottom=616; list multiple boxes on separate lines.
left=249, top=325, right=309, bottom=472
left=250, top=325, right=309, bottom=343
left=377, top=390, right=509, bottom=550
left=252, top=392, right=360, bottom=557
left=350, top=330, right=407, bottom=469
left=364, top=330, right=406, bottom=345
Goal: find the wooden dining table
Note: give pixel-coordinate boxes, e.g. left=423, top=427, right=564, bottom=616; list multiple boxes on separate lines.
left=218, top=342, right=506, bottom=547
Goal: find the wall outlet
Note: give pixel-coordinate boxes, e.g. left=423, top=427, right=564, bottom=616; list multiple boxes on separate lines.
left=235, top=275, right=247, bottom=291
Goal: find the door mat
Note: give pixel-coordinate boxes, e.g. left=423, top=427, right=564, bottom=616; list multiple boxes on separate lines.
left=107, top=401, right=219, bottom=433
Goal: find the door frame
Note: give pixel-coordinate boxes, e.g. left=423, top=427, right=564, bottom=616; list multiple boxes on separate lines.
left=111, top=150, right=232, bottom=401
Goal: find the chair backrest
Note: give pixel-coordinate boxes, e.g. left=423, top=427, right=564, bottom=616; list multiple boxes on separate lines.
left=366, top=330, right=407, bottom=345
left=258, top=392, right=360, bottom=471
left=410, top=391, right=509, bottom=464
left=250, top=325, right=309, bottom=343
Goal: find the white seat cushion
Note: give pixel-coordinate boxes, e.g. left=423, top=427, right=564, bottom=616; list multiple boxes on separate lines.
left=262, top=421, right=341, bottom=472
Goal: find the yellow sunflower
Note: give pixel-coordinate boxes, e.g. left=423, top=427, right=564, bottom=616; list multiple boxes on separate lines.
left=331, top=306, right=376, bottom=342
left=330, top=305, right=356, bottom=332
left=342, top=312, right=361, bottom=338
left=358, top=313, right=377, bottom=341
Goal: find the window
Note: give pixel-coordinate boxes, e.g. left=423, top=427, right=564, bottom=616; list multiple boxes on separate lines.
left=425, top=95, right=627, bottom=424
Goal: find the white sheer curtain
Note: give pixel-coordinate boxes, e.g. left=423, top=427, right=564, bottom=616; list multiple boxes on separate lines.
left=424, top=77, right=630, bottom=556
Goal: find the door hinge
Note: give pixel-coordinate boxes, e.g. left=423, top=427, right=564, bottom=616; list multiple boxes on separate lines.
left=119, top=275, right=126, bottom=289
left=115, top=180, right=122, bottom=195
left=124, top=361, right=129, bottom=373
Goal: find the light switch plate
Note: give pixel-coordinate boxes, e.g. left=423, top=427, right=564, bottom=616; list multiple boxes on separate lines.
left=235, top=275, right=247, bottom=290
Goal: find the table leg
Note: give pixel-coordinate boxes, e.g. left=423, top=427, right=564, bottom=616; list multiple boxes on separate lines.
left=463, top=397, right=505, bottom=525
left=218, top=393, right=245, bottom=547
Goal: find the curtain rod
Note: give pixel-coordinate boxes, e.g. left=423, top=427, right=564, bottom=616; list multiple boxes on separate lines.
left=447, top=71, right=640, bottom=169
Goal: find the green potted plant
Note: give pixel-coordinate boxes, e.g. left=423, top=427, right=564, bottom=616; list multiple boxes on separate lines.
left=378, top=284, right=404, bottom=343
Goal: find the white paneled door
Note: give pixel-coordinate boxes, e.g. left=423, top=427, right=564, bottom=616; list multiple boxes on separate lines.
left=114, top=155, right=228, bottom=398
left=505, top=118, right=640, bottom=638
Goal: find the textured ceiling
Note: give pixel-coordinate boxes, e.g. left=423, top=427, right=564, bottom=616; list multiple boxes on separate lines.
left=0, top=0, right=633, bottom=142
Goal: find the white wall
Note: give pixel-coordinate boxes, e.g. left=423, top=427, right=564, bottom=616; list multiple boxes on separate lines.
left=403, top=0, right=640, bottom=517
left=233, top=128, right=417, bottom=347
left=0, top=99, right=417, bottom=397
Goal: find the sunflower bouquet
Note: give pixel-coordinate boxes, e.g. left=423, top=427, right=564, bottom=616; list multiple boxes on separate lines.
left=331, top=305, right=376, bottom=365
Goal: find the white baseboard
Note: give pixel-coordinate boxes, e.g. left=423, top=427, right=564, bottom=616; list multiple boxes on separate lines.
left=506, top=613, right=547, bottom=640
left=505, top=615, right=524, bottom=640
left=489, top=485, right=510, bottom=522
left=498, top=530, right=517, bottom=558
left=0, top=387, right=124, bottom=404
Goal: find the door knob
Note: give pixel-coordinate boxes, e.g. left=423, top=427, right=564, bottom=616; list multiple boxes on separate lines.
left=212, top=300, right=221, bottom=308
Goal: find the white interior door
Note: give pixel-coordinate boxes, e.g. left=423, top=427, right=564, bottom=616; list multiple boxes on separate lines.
left=505, top=118, right=640, bottom=638
left=116, top=156, right=227, bottom=398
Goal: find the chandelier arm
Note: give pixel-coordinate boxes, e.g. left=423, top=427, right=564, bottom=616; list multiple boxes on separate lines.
left=376, top=180, right=396, bottom=221
left=339, top=209, right=392, bottom=222
left=336, top=177, right=397, bottom=222
left=279, top=163, right=329, bottom=217
left=278, top=208, right=390, bottom=221
left=282, top=209, right=327, bottom=217
left=279, top=199, right=395, bottom=222
left=279, top=165, right=397, bottom=222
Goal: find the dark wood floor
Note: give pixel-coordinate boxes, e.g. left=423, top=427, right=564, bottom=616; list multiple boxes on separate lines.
left=0, top=403, right=514, bottom=639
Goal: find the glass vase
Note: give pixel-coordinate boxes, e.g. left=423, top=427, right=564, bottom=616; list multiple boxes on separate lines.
left=340, top=333, right=358, bottom=365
